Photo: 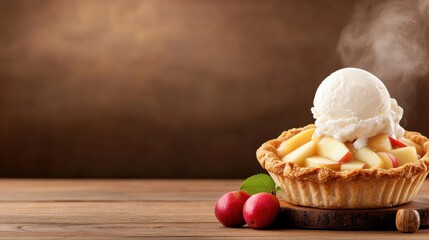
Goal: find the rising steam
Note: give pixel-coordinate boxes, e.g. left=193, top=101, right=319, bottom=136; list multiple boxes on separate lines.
left=337, top=0, right=429, bottom=120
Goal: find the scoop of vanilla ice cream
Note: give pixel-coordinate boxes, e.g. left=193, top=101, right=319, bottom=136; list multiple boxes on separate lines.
left=311, top=68, right=404, bottom=148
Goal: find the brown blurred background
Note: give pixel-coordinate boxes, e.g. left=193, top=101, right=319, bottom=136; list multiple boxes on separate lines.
left=0, top=0, right=428, bottom=178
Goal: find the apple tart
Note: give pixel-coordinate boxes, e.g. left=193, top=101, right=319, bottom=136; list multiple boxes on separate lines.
left=256, top=124, right=429, bottom=209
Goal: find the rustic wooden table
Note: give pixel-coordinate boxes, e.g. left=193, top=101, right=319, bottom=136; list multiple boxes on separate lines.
left=0, top=179, right=428, bottom=239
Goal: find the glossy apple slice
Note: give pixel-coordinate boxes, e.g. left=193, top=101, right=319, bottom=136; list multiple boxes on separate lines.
left=368, top=134, right=392, bottom=152
left=304, top=156, right=341, bottom=171
left=340, top=160, right=366, bottom=171
left=317, top=136, right=353, bottom=163
left=276, top=128, right=316, bottom=159
left=345, top=142, right=357, bottom=155
left=282, top=141, right=316, bottom=166
left=377, top=152, right=398, bottom=169
left=389, top=136, right=407, bottom=148
left=355, top=147, right=384, bottom=168
left=390, top=146, right=418, bottom=166
left=400, top=138, right=424, bottom=157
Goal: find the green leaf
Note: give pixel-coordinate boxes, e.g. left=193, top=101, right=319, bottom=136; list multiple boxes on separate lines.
left=240, top=173, right=276, bottom=195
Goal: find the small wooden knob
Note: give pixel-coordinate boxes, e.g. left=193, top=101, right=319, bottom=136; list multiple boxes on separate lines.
left=396, top=209, right=420, bottom=233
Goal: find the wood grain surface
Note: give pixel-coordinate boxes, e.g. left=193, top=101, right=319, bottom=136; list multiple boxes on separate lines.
left=279, top=197, right=429, bottom=230
left=0, top=179, right=428, bottom=239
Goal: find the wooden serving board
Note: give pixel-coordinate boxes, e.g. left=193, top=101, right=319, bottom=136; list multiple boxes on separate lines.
left=276, top=197, right=429, bottom=230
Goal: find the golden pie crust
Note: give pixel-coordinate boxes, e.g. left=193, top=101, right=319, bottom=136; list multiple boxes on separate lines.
left=256, top=124, right=429, bottom=209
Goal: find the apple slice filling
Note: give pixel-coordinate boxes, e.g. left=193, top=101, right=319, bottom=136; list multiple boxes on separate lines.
left=277, top=131, right=421, bottom=171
